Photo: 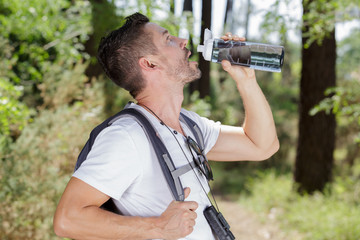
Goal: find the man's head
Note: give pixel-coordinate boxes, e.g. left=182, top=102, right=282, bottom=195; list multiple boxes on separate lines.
left=98, top=12, right=201, bottom=98
left=97, top=13, right=157, bottom=97
left=142, top=22, right=201, bottom=86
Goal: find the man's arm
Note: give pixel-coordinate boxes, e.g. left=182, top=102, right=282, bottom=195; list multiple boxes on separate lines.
left=54, top=177, right=198, bottom=240
left=207, top=60, right=279, bottom=162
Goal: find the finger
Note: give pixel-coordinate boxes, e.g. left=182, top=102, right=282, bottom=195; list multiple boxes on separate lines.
left=184, top=187, right=191, bottom=199
left=180, top=200, right=198, bottom=212
left=221, top=60, right=232, bottom=73
left=225, top=32, right=232, bottom=38
left=221, top=35, right=230, bottom=41
left=186, top=225, right=194, bottom=235
left=189, top=210, right=197, bottom=220
left=232, top=35, right=241, bottom=41
left=221, top=32, right=233, bottom=41
left=233, top=35, right=246, bottom=42
left=187, top=201, right=198, bottom=211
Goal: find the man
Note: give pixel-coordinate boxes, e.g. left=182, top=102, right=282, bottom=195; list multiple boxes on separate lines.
left=53, top=12, right=279, bottom=240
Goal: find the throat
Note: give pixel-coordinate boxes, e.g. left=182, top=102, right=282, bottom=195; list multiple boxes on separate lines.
left=137, top=103, right=186, bottom=136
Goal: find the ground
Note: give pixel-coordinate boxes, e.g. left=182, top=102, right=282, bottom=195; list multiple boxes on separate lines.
left=217, top=197, right=303, bottom=240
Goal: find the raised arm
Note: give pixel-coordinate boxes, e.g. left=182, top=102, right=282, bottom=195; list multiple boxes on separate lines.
left=207, top=60, right=279, bottom=162
left=53, top=177, right=198, bottom=240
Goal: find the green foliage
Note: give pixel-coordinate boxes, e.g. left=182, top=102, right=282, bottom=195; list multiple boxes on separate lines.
left=0, top=0, right=92, bottom=152
left=239, top=170, right=360, bottom=240
left=260, top=0, right=300, bottom=43
left=302, top=0, right=359, bottom=47
left=311, top=80, right=360, bottom=143
left=0, top=0, right=91, bottom=85
left=116, top=0, right=184, bottom=38
left=261, top=0, right=360, bottom=48
left=302, top=0, right=337, bottom=47
left=0, top=78, right=31, bottom=151
left=0, top=59, right=91, bottom=238
left=0, top=37, right=32, bottom=152
left=337, top=28, right=360, bottom=80
left=0, top=0, right=96, bottom=238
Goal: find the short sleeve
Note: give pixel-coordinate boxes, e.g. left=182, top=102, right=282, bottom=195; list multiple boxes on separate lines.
left=73, top=122, right=143, bottom=200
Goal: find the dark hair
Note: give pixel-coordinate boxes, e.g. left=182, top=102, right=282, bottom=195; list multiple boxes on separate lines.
left=97, top=12, right=157, bottom=97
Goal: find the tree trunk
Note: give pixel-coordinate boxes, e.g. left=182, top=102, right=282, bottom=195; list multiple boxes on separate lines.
left=85, top=0, right=119, bottom=79
left=224, top=0, right=233, bottom=33
left=85, top=0, right=122, bottom=116
left=170, top=0, right=175, bottom=14
left=183, top=0, right=192, bottom=11
left=219, top=0, right=233, bottom=84
left=295, top=0, right=336, bottom=194
left=244, top=0, right=251, bottom=40
left=183, top=0, right=194, bottom=58
left=197, top=0, right=212, bottom=98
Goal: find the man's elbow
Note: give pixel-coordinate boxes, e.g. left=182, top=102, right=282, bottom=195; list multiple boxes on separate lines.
left=270, top=138, right=280, bottom=156
left=53, top=210, right=73, bottom=238
left=257, top=138, right=280, bottom=161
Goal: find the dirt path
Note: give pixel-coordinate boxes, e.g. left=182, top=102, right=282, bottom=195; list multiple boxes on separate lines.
left=216, top=197, right=302, bottom=240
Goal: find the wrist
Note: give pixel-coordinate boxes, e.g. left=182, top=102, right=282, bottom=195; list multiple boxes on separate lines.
left=145, top=216, right=165, bottom=239
left=236, top=77, right=259, bottom=95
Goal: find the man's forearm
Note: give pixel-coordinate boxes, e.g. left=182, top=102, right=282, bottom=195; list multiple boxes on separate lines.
left=222, top=60, right=279, bottom=156
left=237, top=78, right=278, bottom=151
left=54, top=205, right=162, bottom=240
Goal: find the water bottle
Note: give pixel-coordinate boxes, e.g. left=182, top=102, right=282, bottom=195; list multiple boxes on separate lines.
left=197, top=29, right=285, bottom=73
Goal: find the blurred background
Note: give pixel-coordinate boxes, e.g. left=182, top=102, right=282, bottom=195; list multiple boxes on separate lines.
left=0, top=0, right=359, bottom=239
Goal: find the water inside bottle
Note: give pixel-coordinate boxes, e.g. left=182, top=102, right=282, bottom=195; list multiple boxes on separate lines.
left=211, top=39, right=284, bottom=72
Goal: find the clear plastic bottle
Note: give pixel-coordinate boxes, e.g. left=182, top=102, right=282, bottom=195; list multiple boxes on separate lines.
left=197, top=29, right=285, bottom=73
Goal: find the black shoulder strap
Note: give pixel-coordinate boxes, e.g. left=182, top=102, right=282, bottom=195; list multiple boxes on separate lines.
left=75, top=108, right=204, bottom=203
left=179, top=112, right=205, bottom=151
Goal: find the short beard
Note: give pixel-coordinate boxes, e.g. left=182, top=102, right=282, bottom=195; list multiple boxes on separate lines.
left=172, top=56, right=202, bottom=84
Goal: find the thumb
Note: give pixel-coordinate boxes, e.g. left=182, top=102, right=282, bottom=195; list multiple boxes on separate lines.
left=184, top=187, right=191, bottom=199
left=221, top=60, right=233, bottom=73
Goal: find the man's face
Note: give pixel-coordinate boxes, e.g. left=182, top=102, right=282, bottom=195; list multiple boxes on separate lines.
left=144, top=23, right=201, bottom=84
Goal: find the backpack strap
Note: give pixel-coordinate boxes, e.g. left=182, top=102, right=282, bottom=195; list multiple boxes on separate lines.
left=110, top=108, right=186, bottom=201
left=179, top=112, right=205, bottom=151
left=75, top=107, right=204, bottom=202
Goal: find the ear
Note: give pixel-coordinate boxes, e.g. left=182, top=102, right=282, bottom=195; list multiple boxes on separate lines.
left=139, top=57, right=157, bottom=71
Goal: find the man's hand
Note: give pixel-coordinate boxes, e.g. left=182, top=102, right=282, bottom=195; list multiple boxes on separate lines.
left=221, top=59, right=256, bottom=85
left=220, top=32, right=256, bottom=85
left=157, top=188, right=198, bottom=240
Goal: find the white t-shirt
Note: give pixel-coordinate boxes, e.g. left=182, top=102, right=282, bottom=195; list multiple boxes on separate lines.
left=73, top=102, right=221, bottom=240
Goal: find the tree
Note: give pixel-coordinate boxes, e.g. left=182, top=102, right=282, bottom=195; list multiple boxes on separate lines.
left=295, top=0, right=337, bottom=193
left=170, top=0, right=175, bottom=13
left=224, top=0, right=233, bottom=33
left=183, top=0, right=195, bottom=58
left=311, top=29, right=360, bottom=168
left=85, top=0, right=121, bottom=79
left=197, top=0, right=212, bottom=98
left=244, top=0, right=252, bottom=40
left=84, top=0, right=124, bottom=116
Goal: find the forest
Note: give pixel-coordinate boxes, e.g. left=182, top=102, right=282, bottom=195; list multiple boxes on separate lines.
left=1, top=0, right=360, bottom=239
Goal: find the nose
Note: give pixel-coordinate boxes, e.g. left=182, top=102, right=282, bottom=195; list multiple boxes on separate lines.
left=178, top=37, right=188, bottom=49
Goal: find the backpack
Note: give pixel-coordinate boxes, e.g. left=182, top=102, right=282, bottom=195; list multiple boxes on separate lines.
left=74, top=104, right=205, bottom=206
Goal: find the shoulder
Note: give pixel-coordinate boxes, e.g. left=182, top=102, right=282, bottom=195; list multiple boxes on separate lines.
left=95, top=116, right=150, bottom=152
left=180, top=108, right=221, bottom=153
left=180, top=108, right=221, bottom=131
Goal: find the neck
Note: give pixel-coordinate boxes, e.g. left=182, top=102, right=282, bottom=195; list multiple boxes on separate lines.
left=136, top=91, right=185, bottom=134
